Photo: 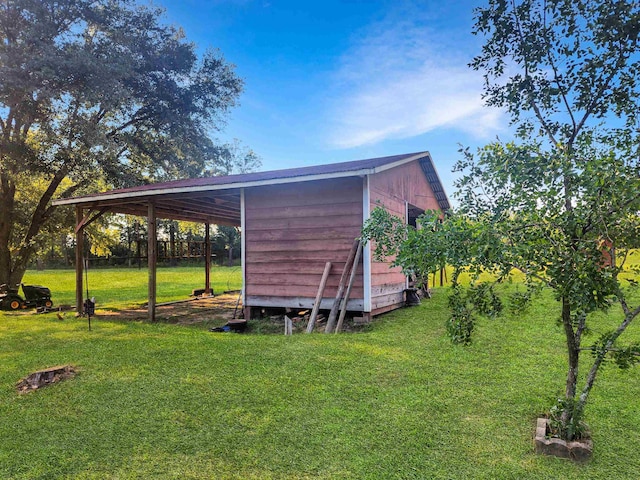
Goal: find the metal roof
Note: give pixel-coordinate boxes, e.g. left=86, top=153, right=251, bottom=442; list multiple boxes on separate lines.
left=53, top=151, right=451, bottom=224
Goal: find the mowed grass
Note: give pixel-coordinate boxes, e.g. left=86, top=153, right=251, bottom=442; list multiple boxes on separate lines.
left=21, top=265, right=242, bottom=309
left=1, top=267, right=640, bottom=478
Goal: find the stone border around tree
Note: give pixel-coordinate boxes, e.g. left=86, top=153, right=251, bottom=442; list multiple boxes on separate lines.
left=534, top=418, right=593, bottom=463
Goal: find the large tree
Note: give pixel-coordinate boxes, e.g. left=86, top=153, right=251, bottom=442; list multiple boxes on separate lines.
left=0, top=0, right=243, bottom=285
left=364, top=0, right=640, bottom=442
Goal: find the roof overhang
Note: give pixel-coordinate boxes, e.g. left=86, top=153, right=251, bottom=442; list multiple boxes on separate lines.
left=52, top=151, right=450, bottom=223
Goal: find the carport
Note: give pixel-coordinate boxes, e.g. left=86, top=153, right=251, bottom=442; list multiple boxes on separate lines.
left=55, top=180, right=242, bottom=321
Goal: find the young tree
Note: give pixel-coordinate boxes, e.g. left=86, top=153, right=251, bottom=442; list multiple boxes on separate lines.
left=466, top=0, right=640, bottom=438
left=364, top=0, right=640, bottom=441
left=0, top=0, right=243, bottom=285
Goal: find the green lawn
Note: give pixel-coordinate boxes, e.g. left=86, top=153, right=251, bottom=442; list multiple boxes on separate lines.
left=21, top=265, right=242, bottom=309
left=1, top=268, right=640, bottom=479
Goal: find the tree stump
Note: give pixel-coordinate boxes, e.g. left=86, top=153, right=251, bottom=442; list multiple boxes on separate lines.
left=16, top=365, right=77, bottom=393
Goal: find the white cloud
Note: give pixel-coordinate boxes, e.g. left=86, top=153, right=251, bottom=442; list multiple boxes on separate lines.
left=328, top=15, right=504, bottom=149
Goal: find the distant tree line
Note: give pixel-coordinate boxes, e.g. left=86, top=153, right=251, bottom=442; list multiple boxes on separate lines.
left=30, top=218, right=242, bottom=270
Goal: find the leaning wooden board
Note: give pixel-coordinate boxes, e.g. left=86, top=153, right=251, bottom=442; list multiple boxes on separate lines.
left=325, top=239, right=360, bottom=334
left=335, top=241, right=363, bottom=333
left=306, top=261, right=332, bottom=333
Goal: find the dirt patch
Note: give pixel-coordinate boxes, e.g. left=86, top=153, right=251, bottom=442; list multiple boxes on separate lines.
left=87, top=294, right=370, bottom=333
left=17, top=365, right=77, bottom=393
left=96, top=293, right=241, bottom=326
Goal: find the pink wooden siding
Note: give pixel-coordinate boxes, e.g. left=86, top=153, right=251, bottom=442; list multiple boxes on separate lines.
left=244, top=177, right=364, bottom=310
left=369, top=160, right=441, bottom=315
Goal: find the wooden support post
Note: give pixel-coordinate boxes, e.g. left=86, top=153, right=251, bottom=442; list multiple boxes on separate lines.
left=325, top=239, right=360, bottom=334
left=148, top=202, right=157, bottom=322
left=306, top=261, right=332, bottom=333
left=284, top=315, right=293, bottom=336
left=75, top=207, right=84, bottom=315
left=204, top=223, right=211, bottom=295
left=169, top=222, right=177, bottom=267
left=135, top=221, right=142, bottom=269
left=335, top=241, right=363, bottom=334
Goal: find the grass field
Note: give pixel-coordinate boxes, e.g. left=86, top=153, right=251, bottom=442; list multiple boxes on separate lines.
left=21, top=265, right=242, bottom=309
left=1, top=267, right=640, bottom=479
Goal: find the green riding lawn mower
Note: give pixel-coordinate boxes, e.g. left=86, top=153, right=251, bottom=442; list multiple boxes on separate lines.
left=0, top=283, right=53, bottom=311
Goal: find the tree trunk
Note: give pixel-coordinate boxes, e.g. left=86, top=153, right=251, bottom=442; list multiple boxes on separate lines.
left=0, top=173, right=16, bottom=286
left=9, top=261, right=27, bottom=287
left=560, top=296, right=580, bottom=427
left=227, top=246, right=233, bottom=267
left=1, top=166, right=68, bottom=286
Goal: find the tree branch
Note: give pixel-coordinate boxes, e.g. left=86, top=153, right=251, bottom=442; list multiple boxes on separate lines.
left=571, top=47, right=631, bottom=146
left=16, top=166, right=69, bottom=259
left=510, top=0, right=559, bottom=146
left=107, top=111, right=153, bottom=137
left=541, top=0, right=578, bottom=135
left=578, top=301, right=640, bottom=407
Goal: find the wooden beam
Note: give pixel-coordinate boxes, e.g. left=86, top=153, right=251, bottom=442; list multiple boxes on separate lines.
left=335, top=241, right=363, bottom=333
left=189, top=191, right=241, bottom=201
left=74, top=196, right=242, bottom=226
left=148, top=202, right=157, bottom=322
left=171, top=197, right=240, bottom=213
left=74, top=207, right=109, bottom=234
left=158, top=198, right=240, bottom=216
left=154, top=297, right=199, bottom=307
left=325, top=239, right=360, bottom=333
left=95, top=204, right=239, bottom=226
left=75, top=207, right=84, bottom=315
left=306, top=261, right=332, bottom=333
left=154, top=207, right=239, bottom=222
left=245, top=295, right=365, bottom=311
left=204, top=223, right=211, bottom=294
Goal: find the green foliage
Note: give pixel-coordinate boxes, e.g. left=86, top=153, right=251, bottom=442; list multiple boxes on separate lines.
left=205, top=138, right=262, bottom=176
left=471, top=0, right=640, bottom=137
left=0, top=0, right=244, bottom=285
left=362, top=206, right=447, bottom=290
left=446, top=282, right=475, bottom=345
left=611, top=344, right=640, bottom=370
left=591, top=331, right=640, bottom=371
left=444, top=279, right=504, bottom=346
left=469, top=282, right=503, bottom=319
left=362, top=206, right=507, bottom=290
left=508, top=279, right=543, bottom=315
left=548, top=398, right=588, bottom=441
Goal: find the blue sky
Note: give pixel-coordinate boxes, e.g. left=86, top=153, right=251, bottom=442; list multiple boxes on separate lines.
left=158, top=0, right=507, bottom=197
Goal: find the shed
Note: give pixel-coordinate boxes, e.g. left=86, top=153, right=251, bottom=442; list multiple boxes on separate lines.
left=54, top=151, right=450, bottom=322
